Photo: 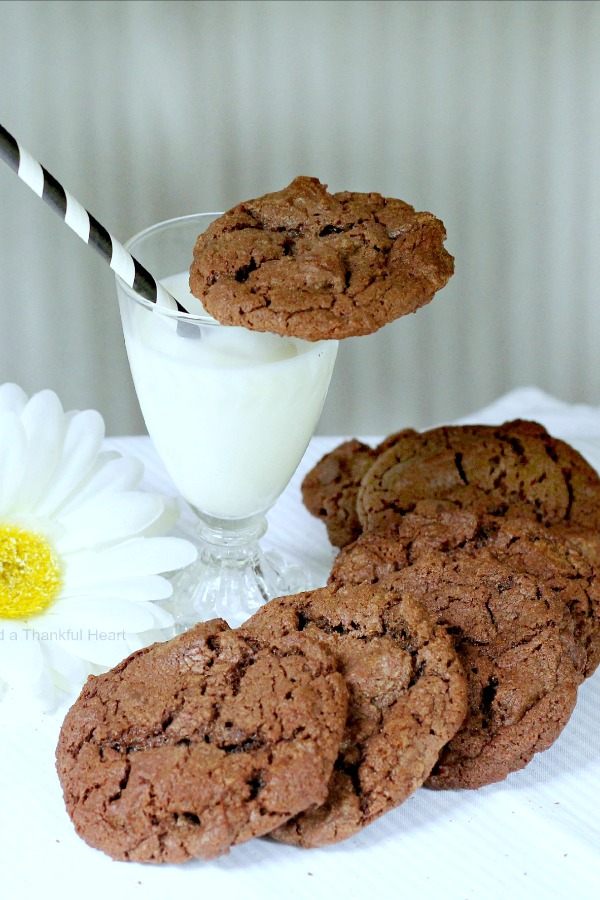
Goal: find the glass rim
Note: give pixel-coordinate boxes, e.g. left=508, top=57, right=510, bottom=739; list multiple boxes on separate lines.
left=116, top=212, right=224, bottom=324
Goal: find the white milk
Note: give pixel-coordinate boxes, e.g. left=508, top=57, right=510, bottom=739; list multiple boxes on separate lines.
left=120, top=272, right=338, bottom=520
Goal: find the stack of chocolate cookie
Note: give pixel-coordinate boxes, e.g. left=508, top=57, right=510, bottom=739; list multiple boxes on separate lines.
left=57, top=419, right=599, bottom=863
left=304, top=419, right=600, bottom=788
left=55, top=582, right=468, bottom=861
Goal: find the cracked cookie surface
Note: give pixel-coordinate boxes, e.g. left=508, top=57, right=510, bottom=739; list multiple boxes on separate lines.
left=301, top=439, right=379, bottom=548
left=302, top=424, right=525, bottom=549
left=330, top=510, right=587, bottom=788
left=357, top=419, right=600, bottom=535
left=241, top=583, right=467, bottom=846
left=189, top=176, right=454, bottom=341
left=56, top=619, right=348, bottom=863
left=301, top=430, right=421, bottom=549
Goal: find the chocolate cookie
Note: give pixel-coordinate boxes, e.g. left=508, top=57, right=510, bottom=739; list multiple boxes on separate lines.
left=482, top=517, right=600, bottom=677
left=301, top=431, right=416, bottom=548
left=301, top=439, right=379, bottom=548
left=331, top=511, right=587, bottom=788
left=189, top=176, right=454, bottom=341
left=357, top=419, right=600, bottom=534
left=241, top=583, right=467, bottom=846
left=56, top=619, right=348, bottom=863
left=302, top=424, right=511, bottom=549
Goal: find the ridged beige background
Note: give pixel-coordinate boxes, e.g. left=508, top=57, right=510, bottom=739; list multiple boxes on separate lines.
left=1, top=0, right=599, bottom=436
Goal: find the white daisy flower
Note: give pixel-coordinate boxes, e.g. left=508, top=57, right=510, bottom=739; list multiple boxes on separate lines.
left=0, top=383, right=197, bottom=708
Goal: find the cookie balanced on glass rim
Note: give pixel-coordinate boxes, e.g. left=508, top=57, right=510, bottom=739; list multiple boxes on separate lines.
left=189, top=176, right=454, bottom=341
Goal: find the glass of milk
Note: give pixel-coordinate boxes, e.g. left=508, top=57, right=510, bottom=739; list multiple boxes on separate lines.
left=116, top=214, right=338, bottom=628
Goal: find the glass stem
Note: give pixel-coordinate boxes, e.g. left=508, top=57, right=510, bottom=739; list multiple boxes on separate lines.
left=169, top=512, right=309, bottom=629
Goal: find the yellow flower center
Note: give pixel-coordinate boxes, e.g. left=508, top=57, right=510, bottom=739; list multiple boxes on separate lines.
left=0, top=524, right=63, bottom=619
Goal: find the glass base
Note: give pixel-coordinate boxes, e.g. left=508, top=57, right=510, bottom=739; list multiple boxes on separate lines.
left=168, top=514, right=313, bottom=630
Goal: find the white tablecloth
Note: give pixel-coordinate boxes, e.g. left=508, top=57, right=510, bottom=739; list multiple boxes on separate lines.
left=1, top=387, right=599, bottom=899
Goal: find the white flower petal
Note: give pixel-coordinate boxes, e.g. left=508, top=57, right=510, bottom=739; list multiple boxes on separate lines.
left=61, top=575, right=174, bottom=602
left=0, top=623, right=45, bottom=685
left=64, top=537, right=197, bottom=586
left=48, top=597, right=162, bottom=632
left=58, top=634, right=145, bottom=668
left=56, top=492, right=166, bottom=552
left=37, top=450, right=114, bottom=518
left=47, top=452, right=143, bottom=519
left=143, top=605, right=174, bottom=630
left=43, top=640, right=90, bottom=686
left=0, top=412, right=26, bottom=513
left=143, top=496, right=179, bottom=533
left=0, top=382, right=28, bottom=415
left=4, top=667, right=58, bottom=711
left=20, top=389, right=64, bottom=435
left=14, top=390, right=66, bottom=513
left=33, top=409, right=105, bottom=516
left=139, top=496, right=182, bottom=537
left=63, top=408, right=105, bottom=462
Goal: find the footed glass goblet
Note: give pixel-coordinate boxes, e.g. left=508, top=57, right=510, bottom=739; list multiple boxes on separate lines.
left=116, top=214, right=338, bottom=629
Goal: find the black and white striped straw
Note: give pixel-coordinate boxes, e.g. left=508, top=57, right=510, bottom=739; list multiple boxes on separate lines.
left=0, top=123, right=183, bottom=312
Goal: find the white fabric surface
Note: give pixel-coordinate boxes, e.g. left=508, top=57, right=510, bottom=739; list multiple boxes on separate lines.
left=1, top=387, right=599, bottom=899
